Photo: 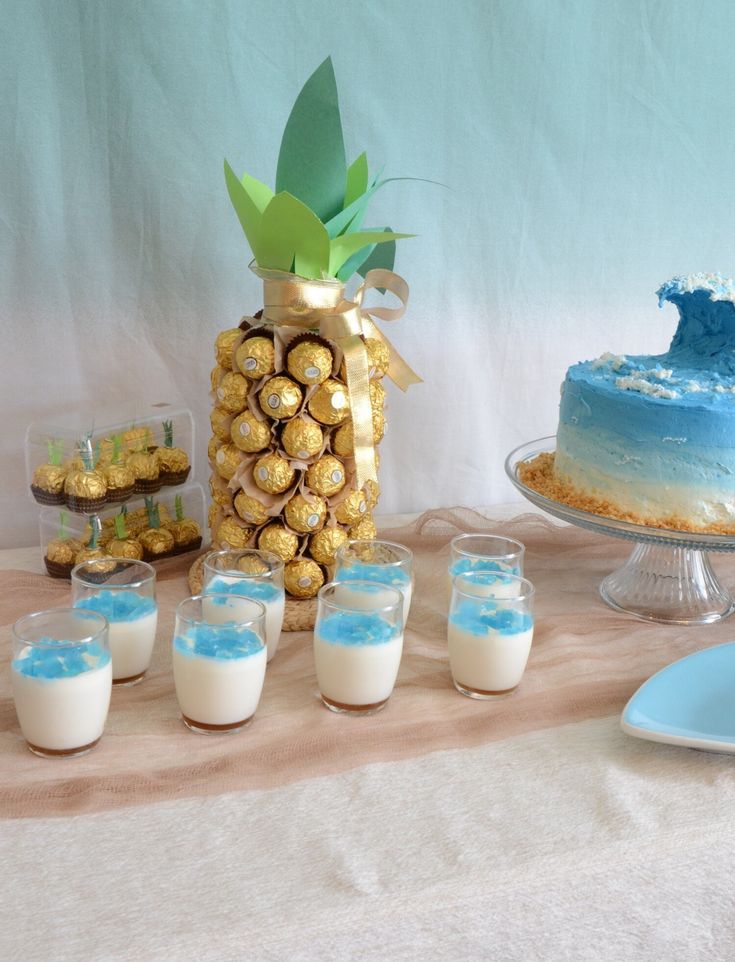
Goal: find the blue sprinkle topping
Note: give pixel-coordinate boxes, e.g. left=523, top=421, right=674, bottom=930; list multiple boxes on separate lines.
left=75, top=590, right=156, bottom=622
left=449, top=599, right=533, bottom=637
left=339, top=561, right=410, bottom=588
left=449, top=558, right=521, bottom=578
left=174, top=624, right=264, bottom=660
left=205, top=576, right=280, bottom=603
left=13, top=641, right=110, bottom=679
left=317, top=610, right=400, bottom=646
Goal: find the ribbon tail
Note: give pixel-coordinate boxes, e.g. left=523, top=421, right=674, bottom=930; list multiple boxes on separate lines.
left=361, top=317, right=423, bottom=392
left=340, top=334, right=378, bottom=488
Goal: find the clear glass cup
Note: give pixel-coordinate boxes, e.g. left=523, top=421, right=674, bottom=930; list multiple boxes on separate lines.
left=334, top=540, right=414, bottom=626
left=314, top=580, right=404, bottom=715
left=202, top=549, right=285, bottom=662
left=11, top=607, right=112, bottom=757
left=172, top=594, right=267, bottom=734
left=71, top=558, right=158, bottom=686
left=448, top=571, right=535, bottom=699
left=448, top=534, right=525, bottom=598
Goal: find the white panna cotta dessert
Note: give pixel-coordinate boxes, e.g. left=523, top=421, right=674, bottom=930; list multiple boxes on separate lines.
left=334, top=562, right=413, bottom=625
left=75, top=590, right=158, bottom=684
left=447, top=566, right=523, bottom=599
left=203, top=575, right=284, bottom=662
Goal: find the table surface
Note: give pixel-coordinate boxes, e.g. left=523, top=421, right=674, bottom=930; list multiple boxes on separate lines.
left=3, top=503, right=735, bottom=962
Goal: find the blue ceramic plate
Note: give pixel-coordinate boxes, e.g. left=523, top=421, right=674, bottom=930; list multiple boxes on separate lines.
left=621, top=641, right=735, bottom=753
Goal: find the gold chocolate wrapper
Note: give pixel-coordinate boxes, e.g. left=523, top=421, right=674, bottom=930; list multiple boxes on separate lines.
left=208, top=503, right=221, bottom=530
left=369, top=379, right=386, bottom=410
left=332, top=421, right=354, bottom=458
left=216, top=516, right=253, bottom=549
left=214, top=443, right=243, bottom=481
left=32, top=463, right=67, bottom=494
left=333, top=488, right=368, bottom=525
left=306, top=454, right=346, bottom=498
left=210, top=365, right=227, bottom=393
left=107, top=537, right=144, bottom=560
left=127, top=452, right=160, bottom=482
left=64, top=469, right=107, bottom=500
left=284, top=558, right=324, bottom=599
left=307, top=379, right=350, bottom=425
left=234, top=491, right=270, bottom=526
left=349, top=515, right=377, bottom=541
left=257, top=523, right=299, bottom=563
left=215, top=328, right=244, bottom=368
left=253, top=452, right=296, bottom=494
left=372, top=407, right=386, bottom=444
left=258, top=376, right=303, bottom=420
left=363, top=479, right=380, bottom=508
left=230, top=411, right=271, bottom=453
left=281, top=418, right=323, bottom=460
left=74, top=547, right=111, bottom=566
left=283, top=493, right=327, bottom=534
left=308, top=526, right=349, bottom=566
left=339, top=337, right=390, bottom=381
left=235, top=334, right=275, bottom=380
left=46, top=538, right=82, bottom=565
left=140, top=527, right=175, bottom=557
left=210, top=407, right=232, bottom=442
left=216, top=371, right=250, bottom=415
left=286, top=337, right=334, bottom=386
left=155, top=446, right=190, bottom=474
left=207, top=436, right=221, bottom=463
left=104, top=462, right=135, bottom=494
left=123, top=427, right=150, bottom=453
left=209, top=477, right=233, bottom=508
left=167, top=519, right=201, bottom=546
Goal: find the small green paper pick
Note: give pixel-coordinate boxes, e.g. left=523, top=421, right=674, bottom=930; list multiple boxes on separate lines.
left=145, top=496, right=160, bottom=530
left=163, top=420, right=174, bottom=449
left=46, top=439, right=64, bottom=467
left=58, top=509, right=69, bottom=541
left=174, top=494, right=184, bottom=523
left=87, top=515, right=101, bottom=549
left=114, top=512, right=128, bottom=541
left=111, top=433, right=123, bottom=465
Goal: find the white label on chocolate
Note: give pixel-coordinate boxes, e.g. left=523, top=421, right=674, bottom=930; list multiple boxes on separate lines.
left=258, top=467, right=268, bottom=481
left=216, top=450, right=225, bottom=463
left=331, top=469, right=344, bottom=484
left=242, top=512, right=254, bottom=522
left=216, top=388, right=225, bottom=400
left=298, top=576, right=312, bottom=588
left=332, top=391, right=346, bottom=409
left=307, top=513, right=320, bottom=528
left=267, top=394, right=280, bottom=410
left=239, top=422, right=251, bottom=437
left=305, top=366, right=320, bottom=379
left=359, top=500, right=367, bottom=514
left=244, top=357, right=257, bottom=371
left=297, top=449, right=310, bottom=460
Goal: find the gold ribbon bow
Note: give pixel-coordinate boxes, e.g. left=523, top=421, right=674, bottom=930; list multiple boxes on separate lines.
left=255, top=264, right=422, bottom=488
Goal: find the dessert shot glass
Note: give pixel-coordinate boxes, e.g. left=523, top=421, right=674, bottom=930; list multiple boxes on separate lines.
left=202, top=549, right=285, bottom=662
left=447, top=571, right=535, bottom=700
left=71, top=558, right=158, bottom=686
left=314, top=581, right=404, bottom=716
left=172, top=594, right=267, bottom=735
left=448, top=534, right=525, bottom=600
left=11, top=607, right=112, bottom=758
left=334, top=540, right=414, bottom=626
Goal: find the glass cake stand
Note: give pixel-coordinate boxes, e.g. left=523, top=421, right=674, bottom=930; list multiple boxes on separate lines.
left=505, top=437, right=735, bottom=625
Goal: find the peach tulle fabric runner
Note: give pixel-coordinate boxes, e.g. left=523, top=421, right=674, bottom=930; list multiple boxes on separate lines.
left=3, top=507, right=735, bottom=819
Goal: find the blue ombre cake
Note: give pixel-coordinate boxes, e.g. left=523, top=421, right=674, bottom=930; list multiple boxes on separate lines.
left=552, top=273, right=735, bottom=531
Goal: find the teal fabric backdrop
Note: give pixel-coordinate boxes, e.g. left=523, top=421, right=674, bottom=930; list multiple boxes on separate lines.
left=3, top=0, right=735, bottom=546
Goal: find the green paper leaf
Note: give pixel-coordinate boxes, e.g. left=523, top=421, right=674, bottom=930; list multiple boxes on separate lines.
left=224, top=160, right=266, bottom=262
left=344, top=152, right=368, bottom=208
left=276, top=57, right=347, bottom=222
left=357, top=228, right=396, bottom=277
left=329, top=230, right=412, bottom=277
left=241, top=171, right=273, bottom=214
left=259, top=192, right=330, bottom=278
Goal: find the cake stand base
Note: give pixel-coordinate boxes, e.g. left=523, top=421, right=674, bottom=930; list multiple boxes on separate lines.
left=599, top=543, right=735, bottom=625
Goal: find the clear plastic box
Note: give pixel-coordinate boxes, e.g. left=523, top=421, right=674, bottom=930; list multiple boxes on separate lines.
left=39, top=482, right=207, bottom=579
left=26, top=402, right=195, bottom=514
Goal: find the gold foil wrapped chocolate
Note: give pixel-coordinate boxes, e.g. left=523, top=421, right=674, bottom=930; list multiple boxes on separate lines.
left=281, top=418, right=324, bottom=460
left=32, top=463, right=67, bottom=496
left=230, top=411, right=271, bottom=452
left=349, top=515, right=377, bottom=540
left=46, top=538, right=82, bottom=566
left=234, top=491, right=270, bottom=526
left=366, top=337, right=390, bottom=378
left=284, top=558, right=324, bottom=599
left=308, top=526, right=348, bottom=565
left=372, top=407, right=386, bottom=444
left=209, top=477, right=233, bottom=508
left=107, top=538, right=144, bottom=560
left=210, top=365, right=227, bottom=393
left=257, top=523, right=299, bottom=563
left=123, top=427, right=150, bottom=453
left=332, top=421, right=354, bottom=458
left=235, top=332, right=275, bottom=379
left=369, top=379, right=386, bottom=410
left=253, top=452, right=296, bottom=494
left=306, top=454, right=346, bottom=498
left=258, top=376, right=303, bottom=420
left=140, top=527, right=175, bottom=558
left=210, top=407, right=232, bottom=442
left=155, top=446, right=190, bottom=480
left=214, top=443, right=242, bottom=481
left=215, top=327, right=244, bottom=368
left=333, top=488, right=368, bottom=525
left=104, top=462, right=135, bottom=501
left=208, top=503, right=221, bottom=530
left=286, top=336, right=334, bottom=386
left=167, top=519, right=202, bottom=547
left=127, top=452, right=160, bottom=482
left=307, top=379, right=350, bottom=425
left=207, top=436, right=220, bottom=463
left=216, top=517, right=253, bottom=549
left=64, top=470, right=108, bottom=509
left=363, top=479, right=380, bottom=509
left=283, top=493, right=327, bottom=534
left=74, top=547, right=111, bottom=566
left=215, top=372, right=250, bottom=415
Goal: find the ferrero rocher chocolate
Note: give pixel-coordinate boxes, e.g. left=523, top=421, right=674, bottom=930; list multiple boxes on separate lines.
left=230, top=411, right=271, bottom=452
left=210, top=407, right=232, bottom=441
left=363, top=479, right=380, bottom=508
left=257, top=523, right=299, bottom=563
left=369, top=379, right=386, bottom=410
left=64, top=469, right=108, bottom=511
left=208, top=436, right=221, bottom=463
left=366, top=337, right=390, bottom=378
left=307, top=379, right=350, bottom=425
left=215, top=371, right=250, bottom=414
left=332, top=421, right=354, bottom=458
left=31, top=464, right=67, bottom=504
left=281, top=417, right=323, bottom=460
left=286, top=336, right=334, bottom=386
left=334, top=488, right=368, bottom=525
left=234, top=491, right=271, bottom=526
left=214, top=443, right=242, bottom=481
left=46, top=538, right=83, bottom=566
left=209, top=477, right=233, bottom=508
left=140, top=527, right=175, bottom=558
left=235, top=332, right=275, bottom=379
left=155, top=446, right=191, bottom=483
left=349, top=515, right=377, bottom=540
left=283, top=493, right=327, bottom=534
left=127, top=452, right=161, bottom=493
left=284, top=558, right=324, bottom=598
left=258, top=376, right=303, bottom=420
left=306, top=454, right=346, bottom=498
left=167, top=519, right=202, bottom=548
left=107, top=537, right=144, bottom=560
left=372, top=407, right=386, bottom=443
left=214, top=327, right=244, bottom=368
left=308, top=526, right=349, bottom=565
left=74, top=546, right=110, bottom=565
left=216, top=516, right=253, bottom=549
left=208, top=503, right=221, bottom=530
left=104, top=462, right=135, bottom=502
left=253, top=452, right=295, bottom=494
left=210, top=365, right=227, bottom=393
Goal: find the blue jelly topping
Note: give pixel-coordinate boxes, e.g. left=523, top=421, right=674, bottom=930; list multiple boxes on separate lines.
left=450, top=558, right=521, bottom=579
left=75, top=590, right=156, bottom=622
left=174, top=624, right=263, bottom=660
left=339, top=561, right=410, bottom=588
left=13, top=641, right=110, bottom=679
left=317, top=610, right=400, bottom=646
left=449, top=600, right=533, bottom=637
left=205, top=576, right=280, bottom=603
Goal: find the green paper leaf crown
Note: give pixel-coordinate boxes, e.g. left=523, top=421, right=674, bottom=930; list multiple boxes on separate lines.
left=225, top=57, right=413, bottom=282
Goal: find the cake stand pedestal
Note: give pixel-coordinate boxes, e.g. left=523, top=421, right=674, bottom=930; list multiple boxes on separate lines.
left=506, top=437, right=735, bottom=626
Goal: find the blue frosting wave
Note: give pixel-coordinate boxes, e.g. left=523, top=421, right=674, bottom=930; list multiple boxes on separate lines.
left=317, top=610, right=400, bottom=646
left=449, top=601, right=533, bottom=637
left=13, top=641, right=110, bottom=679
left=75, top=590, right=156, bottom=623
left=338, top=561, right=411, bottom=588
left=205, top=576, right=281, bottom=603
left=174, top=625, right=264, bottom=660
